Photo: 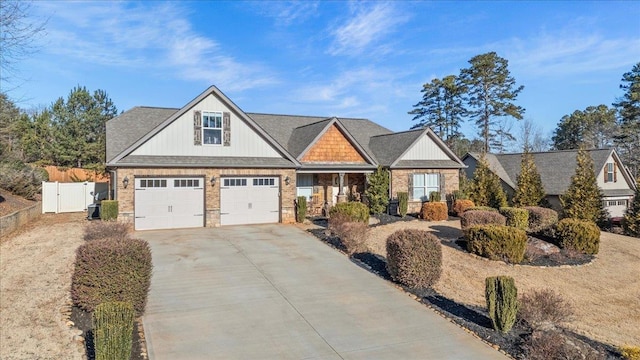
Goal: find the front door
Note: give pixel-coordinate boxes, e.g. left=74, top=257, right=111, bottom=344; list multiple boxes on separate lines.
left=332, top=174, right=348, bottom=205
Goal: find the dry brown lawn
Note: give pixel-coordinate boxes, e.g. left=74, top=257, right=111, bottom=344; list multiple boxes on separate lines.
left=0, top=213, right=86, bottom=360
left=366, top=219, right=640, bottom=348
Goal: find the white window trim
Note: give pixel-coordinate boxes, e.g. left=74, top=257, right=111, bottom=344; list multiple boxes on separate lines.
left=202, top=111, right=223, bottom=146
left=606, top=162, right=615, bottom=182
left=412, top=173, right=439, bottom=201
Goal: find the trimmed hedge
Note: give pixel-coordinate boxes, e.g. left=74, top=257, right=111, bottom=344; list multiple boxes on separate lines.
left=100, top=200, right=119, bottom=221
left=460, top=210, right=506, bottom=231
left=72, top=237, right=153, bottom=315
left=84, top=221, right=130, bottom=242
left=453, top=199, right=475, bottom=217
left=329, top=202, right=369, bottom=224
left=93, top=302, right=135, bottom=360
left=386, top=229, right=442, bottom=290
left=420, top=202, right=448, bottom=221
left=555, top=218, right=600, bottom=254
left=296, top=196, right=307, bottom=223
left=466, top=225, right=527, bottom=264
left=397, top=192, right=408, bottom=217
left=486, top=276, right=518, bottom=333
left=466, top=206, right=499, bottom=212
left=499, top=207, right=529, bottom=230
left=524, top=206, right=558, bottom=233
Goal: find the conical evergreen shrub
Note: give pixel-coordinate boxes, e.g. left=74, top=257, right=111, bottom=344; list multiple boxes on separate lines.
left=93, top=301, right=135, bottom=360
left=560, top=149, right=608, bottom=225
left=470, top=155, right=507, bottom=209
left=512, top=150, right=546, bottom=207
left=623, top=181, right=640, bottom=237
left=485, top=276, right=518, bottom=333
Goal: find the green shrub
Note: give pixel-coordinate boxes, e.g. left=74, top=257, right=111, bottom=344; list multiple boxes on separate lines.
left=524, top=206, right=558, bottom=233
left=72, top=237, right=153, bottom=315
left=499, top=207, right=529, bottom=230
left=466, top=206, right=499, bottom=212
left=466, top=225, right=526, bottom=264
left=518, top=288, right=574, bottom=330
left=329, top=202, right=369, bottom=224
left=419, top=202, right=448, bottom=221
left=397, top=192, right=408, bottom=217
left=555, top=218, right=600, bottom=254
left=100, top=200, right=119, bottom=221
left=84, top=221, right=130, bottom=241
left=386, top=229, right=442, bottom=290
left=296, top=196, right=307, bottom=223
left=364, top=165, right=389, bottom=215
left=486, top=276, right=518, bottom=333
left=453, top=199, right=474, bottom=217
left=623, top=185, right=640, bottom=238
left=460, top=210, right=506, bottom=231
left=429, top=191, right=441, bottom=202
left=93, top=301, right=135, bottom=360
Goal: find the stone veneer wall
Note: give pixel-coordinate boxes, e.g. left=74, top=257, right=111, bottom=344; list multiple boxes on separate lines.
left=390, top=169, right=460, bottom=213
left=116, top=168, right=297, bottom=226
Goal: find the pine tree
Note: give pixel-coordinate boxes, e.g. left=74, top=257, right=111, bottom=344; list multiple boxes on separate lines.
left=560, top=149, right=609, bottom=224
left=365, top=166, right=390, bottom=215
left=512, top=149, right=545, bottom=207
left=469, top=155, right=508, bottom=209
left=623, top=180, right=640, bottom=237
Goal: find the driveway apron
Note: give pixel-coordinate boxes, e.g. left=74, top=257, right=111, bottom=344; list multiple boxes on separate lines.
left=138, top=225, right=505, bottom=360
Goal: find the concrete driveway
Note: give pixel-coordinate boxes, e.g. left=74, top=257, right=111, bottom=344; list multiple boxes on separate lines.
left=138, top=225, right=504, bottom=360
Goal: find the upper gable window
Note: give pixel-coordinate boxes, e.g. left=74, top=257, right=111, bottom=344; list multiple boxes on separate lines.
left=203, top=112, right=223, bottom=145
left=605, top=162, right=615, bottom=182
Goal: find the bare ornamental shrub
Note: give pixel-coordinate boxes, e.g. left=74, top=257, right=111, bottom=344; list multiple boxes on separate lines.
left=524, top=330, right=605, bottom=360
left=460, top=210, right=506, bottom=231
left=524, top=206, right=558, bottom=233
left=328, top=212, right=369, bottom=255
left=84, top=221, right=131, bottom=241
left=386, top=229, right=442, bottom=290
left=518, top=288, right=574, bottom=331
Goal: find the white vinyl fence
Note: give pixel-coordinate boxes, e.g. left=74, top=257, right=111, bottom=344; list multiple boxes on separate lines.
left=42, top=182, right=109, bottom=214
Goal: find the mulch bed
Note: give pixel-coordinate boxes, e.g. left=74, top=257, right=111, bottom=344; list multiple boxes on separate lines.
left=71, top=307, right=145, bottom=360
left=308, top=225, right=622, bottom=359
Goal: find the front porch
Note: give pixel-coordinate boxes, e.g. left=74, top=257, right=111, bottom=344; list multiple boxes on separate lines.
left=296, top=172, right=369, bottom=215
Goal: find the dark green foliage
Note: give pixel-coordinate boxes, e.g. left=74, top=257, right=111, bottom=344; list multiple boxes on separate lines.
left=460, top=52, right=525, bottom=153
left=512, top=150, right=546, bottom=207
left=296, top=196, right=307, bottom=223
left=100, top=200, right=118, bottom=221
left=485, top=276, right=518, bottom=333
left=329, top=202, right=369, bottom=224
left=466, top=225, right=526, bottom=264
left=552, top=105, right=616, bottom=150
left=470, top=155, right=508, bottom=209
left=499, top=207, right=529, bottom=230
left=460, top=210, right=506, bottom=231
left=364, top=166, right=389, bottom=215
left=555, top=219, right=600, bottom=255
left=409, top=75, right=466, bottom=144
left=84, top=221, right=130, bottom=242
left=419, top=202, right=448, bottom=221
left=93, top=302, right=134, bottom=360
left=560, top=149, right=609, bottom=225
left=429, top=191, right=441, bottom=202
left=386, top=229, right=442, bottom=290
left=613, top=62, right=640, bottom=178
left=72, top=237, right=153, bottom=315
left=455, top=173, right=472, bottom=200
left=623, top=183, right=640, bottom=238
left=523, top=206, right=558, bottom=233
left=466, top=206, right=499, bottom=212
left=397, top=192, right=408, bottom=217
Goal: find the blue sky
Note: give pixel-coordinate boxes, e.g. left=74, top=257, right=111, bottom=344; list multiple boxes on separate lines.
left=7, top=1, right=640, bottom=144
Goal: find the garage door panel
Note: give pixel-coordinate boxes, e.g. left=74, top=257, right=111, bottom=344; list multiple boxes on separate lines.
left=220, top=177, right=279, bottom=226
left=134, top=178, right=204, bottom=231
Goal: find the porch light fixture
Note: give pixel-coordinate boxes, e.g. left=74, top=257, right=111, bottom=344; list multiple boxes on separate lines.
left=210, top=176, right=216, bottom=187
left=284, top=176, right=290, bottom=185
left=122, top=176, right=129, bottom=189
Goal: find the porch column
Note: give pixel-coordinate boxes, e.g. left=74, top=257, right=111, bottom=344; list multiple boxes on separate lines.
left=337, top=172, right=347, bottom=203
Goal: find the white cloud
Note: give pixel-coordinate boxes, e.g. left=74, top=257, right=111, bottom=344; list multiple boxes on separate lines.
left=255, top=1, right=320, bottom=25
left=31, top=2, right=276, bottom=91
left=328, top=2, right=409, bottom=56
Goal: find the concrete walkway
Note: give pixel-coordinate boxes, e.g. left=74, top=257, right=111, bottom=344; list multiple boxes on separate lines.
left=138, top=225, right=505, bottom=360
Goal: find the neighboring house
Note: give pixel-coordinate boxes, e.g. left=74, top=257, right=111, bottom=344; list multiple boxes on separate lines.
left=106, top=86, right=465, bottom=230
left=461, top=149, right=637, bottom=218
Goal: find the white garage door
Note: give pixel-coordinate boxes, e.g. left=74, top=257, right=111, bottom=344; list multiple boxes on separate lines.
left=220, top=177, right=279, bottom=226
left=134, top=178, right=204, bottom=230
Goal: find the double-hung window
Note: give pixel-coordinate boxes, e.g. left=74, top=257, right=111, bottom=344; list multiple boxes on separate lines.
left=605, top=163, right=614, bottom=182
left=412, top=173, right=439, bottom=201
left=203, top=111, right=223, bottom=145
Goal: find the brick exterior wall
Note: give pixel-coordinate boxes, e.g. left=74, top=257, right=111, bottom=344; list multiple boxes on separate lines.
left=301, top=125, right=367, bottom=163
left=390, top=169, right=460, bottom=213
left=115, top=168, right=296, bottom=227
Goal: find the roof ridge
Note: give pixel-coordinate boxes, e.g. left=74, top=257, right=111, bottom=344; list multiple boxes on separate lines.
left=135, top=106, right=180, bottom=110
left=292, top=118, right=333, bottom=129
left=370, top=128, right=423, bottom=138
left=494, top=148, right=613, bottom=156
left=247, top=112, right=369, bottom=121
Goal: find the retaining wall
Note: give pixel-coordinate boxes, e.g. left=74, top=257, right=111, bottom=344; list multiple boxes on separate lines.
left=0, top=202, right=42, bottom=239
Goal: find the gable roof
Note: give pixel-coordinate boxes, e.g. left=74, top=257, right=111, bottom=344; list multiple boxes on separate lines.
left=107, top=86, right=299, bottom=167
left=463, top=148, right=635, bottom=195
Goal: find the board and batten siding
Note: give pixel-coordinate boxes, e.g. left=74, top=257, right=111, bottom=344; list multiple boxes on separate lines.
left=131, top=94, right=282, bottom=158
left=399, top=135, right=451, bottom=161
left=597, top=153, right=632, bottom=191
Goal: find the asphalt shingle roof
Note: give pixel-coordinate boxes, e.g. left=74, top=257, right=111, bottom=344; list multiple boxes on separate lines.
left=368, top=130, right=423, bottom=166
left=117, top=155, right=296, bottom=168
